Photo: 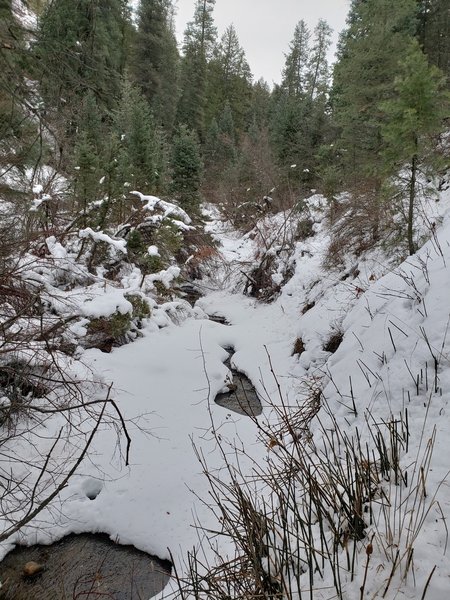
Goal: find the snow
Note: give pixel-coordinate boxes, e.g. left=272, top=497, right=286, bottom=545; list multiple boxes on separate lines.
left=2, top=188, right=450, bottom=599
left=146, top=265, right=181, bottom=290
left=131, top=191, right=192, bottom=225
left=46, top=236, right=67, bottom=259
left=79, top=287, right=133, bottom=319
left=30, top=194, right=51, bottom=211
left=12, top=0, right=36, bottom=30
left=79, top=227, right=127, bottom=254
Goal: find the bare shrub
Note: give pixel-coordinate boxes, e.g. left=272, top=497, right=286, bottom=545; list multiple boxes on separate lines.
left=324, top=185, right=391, bottom=269
left=242, top=208, right=302, bottom=302
left=0, top=257, right=132, bottom=543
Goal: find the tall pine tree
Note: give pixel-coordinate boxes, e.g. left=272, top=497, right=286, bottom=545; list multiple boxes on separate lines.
left=332, top=0, right=418, bottom=186
left=132, top=0, right=179, bottom=130
left=35, top=0, right=129, bottom=150
left=205, top=25, right=252, bottom=134
left=417, top=0, right=450, bottom=85
left=380, top=42, right=450, bottom=254
left=0, top=0, right=39, bottom=202
left=281, top=20, right=310, bottom=97
left=177, top=0, right=217, bottom=140
left=271, top=19, right=332, bottom=192
left=170, top=125, right=203, bottom=214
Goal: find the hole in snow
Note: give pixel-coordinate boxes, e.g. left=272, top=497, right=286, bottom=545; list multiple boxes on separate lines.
left=82, top=478, right=103, bottom=500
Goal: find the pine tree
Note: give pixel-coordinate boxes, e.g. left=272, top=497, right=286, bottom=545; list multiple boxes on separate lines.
left=183, top=0, right=217, bottom=59
left=204, top=118, right=221, bottom=168
left=70, top=91, right=108, bottom=225
left=272, top=20, right=311, bottom=184
left=380, top=42, right=450, bottom=254
left=250, top=79, right=272, bottom=129
left=114, top=81, right=158, bottom=193
left=0, top=0, right=39, bottom=201
left=308, top=19, right=333, bottom=100
left=281, top=20, right=310, bottom=97
left=332, top=0, right=419, bottom=186
left=73, top=132, right=100, bottom=226
left=170, top=125, right=203, bottom=214
left=35, top=0, right=129, bottom=144
left=206, top=25, right=252, bottom=132
left=132, top=0, right=179, bottom=130
left=271, top=19, right=332, bottom=192
left=203, top=101, right=237, bottom=194
left=177, top=0, right=217, bottom=139
left=417, top=0, right=450, bottom=84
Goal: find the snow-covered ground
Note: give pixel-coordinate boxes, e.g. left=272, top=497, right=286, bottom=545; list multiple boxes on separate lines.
left=1, top=188, right=450, bottom=599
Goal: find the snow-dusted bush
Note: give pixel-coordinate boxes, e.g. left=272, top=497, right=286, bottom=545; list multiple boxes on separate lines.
left=240, top=197, right=325, bottom=301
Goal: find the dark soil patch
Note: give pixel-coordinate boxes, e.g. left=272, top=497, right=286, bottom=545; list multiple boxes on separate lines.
left=0, top=532, right=171, bottom=600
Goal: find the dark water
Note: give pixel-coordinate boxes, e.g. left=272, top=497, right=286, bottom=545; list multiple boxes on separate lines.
left=215, top=347, right=263, bottom=417
left=0, top=533, right=171, bottom=600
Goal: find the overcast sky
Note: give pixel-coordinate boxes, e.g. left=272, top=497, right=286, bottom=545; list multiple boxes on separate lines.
left=173, top=0, right=351, bottom=85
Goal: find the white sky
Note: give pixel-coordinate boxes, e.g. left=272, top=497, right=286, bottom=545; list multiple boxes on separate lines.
left=173, top=0, right=351, bottom=85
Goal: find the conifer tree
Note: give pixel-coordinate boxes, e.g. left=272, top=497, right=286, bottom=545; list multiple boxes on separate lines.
left=35, top=0, right=129, bottom=144
left=203, top=101, right=237, bottom=196
left=281, top=20, right=310, bottom=97
left=177, top=0, right=217, bottom=139
left=271, top=20, right=310, bottom=181
left=250, top=79, right=272, bottom=129
left=73, top=131, right=100, bottom=227
left=380, top=42, right=450, bottom=254
left=170, top=125, right=203, bottom=214
left=271, top=19, right=332, bottom=192
left=0, top=0, right=40, bottom=202
left=204, top=118, right=221, bottom=168
left=332, top=0, right=418, bottom=186
left=206, top=25, right=252, bottom=132
left=114, top=81, right=158, bottom=193
left=71, top=91, right=107, bottom=225
left=132, top=0, right=179, bottom=130
left=417, top=0, right=450, bottom=84
left=308, top=19, right=333, bottom=100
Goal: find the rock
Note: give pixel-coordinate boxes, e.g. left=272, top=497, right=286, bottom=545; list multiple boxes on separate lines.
left=23, top=561, right=44, bottom=577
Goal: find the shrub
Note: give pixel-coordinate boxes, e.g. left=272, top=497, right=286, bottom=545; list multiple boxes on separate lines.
left=88, top=311, right=131, bottom=340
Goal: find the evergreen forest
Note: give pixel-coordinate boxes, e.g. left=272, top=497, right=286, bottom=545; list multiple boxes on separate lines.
left=1, top=0, right=448, bottom=253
